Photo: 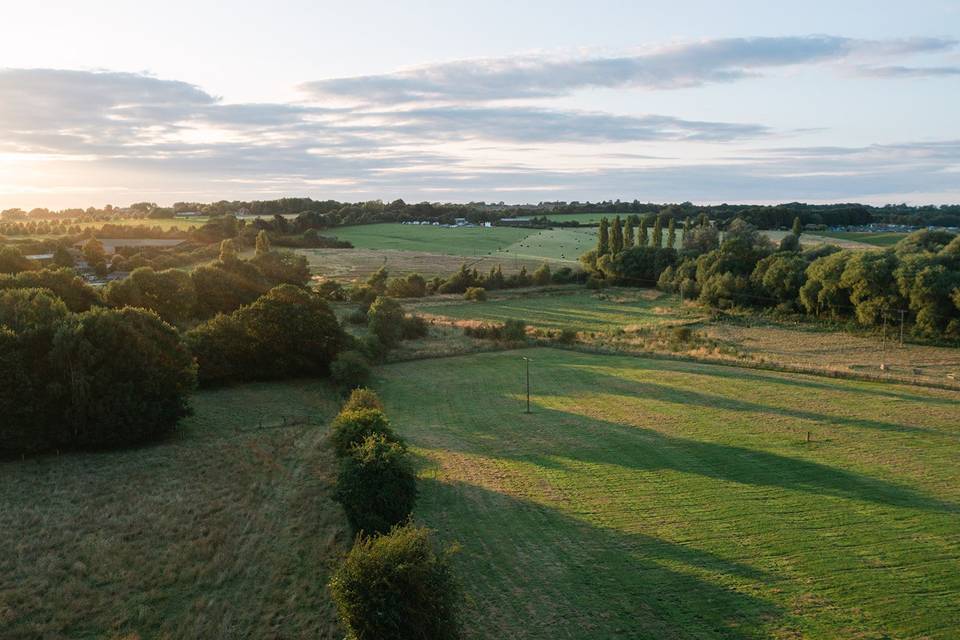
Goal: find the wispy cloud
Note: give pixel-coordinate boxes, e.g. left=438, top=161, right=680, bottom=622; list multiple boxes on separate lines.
left=856, top=65, right=960, bottom=78
left=301, top=36, right=957, bottom=103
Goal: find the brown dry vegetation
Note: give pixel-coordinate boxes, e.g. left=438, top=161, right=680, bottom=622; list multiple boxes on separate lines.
left=701, top=318, right=960, bottom=388
left=0, top=381, right=349, bottom=640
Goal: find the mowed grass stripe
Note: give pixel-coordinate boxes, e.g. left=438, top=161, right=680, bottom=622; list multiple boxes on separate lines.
left=329, top=223, right=533, bottom=256
left=415, top=289, right=687, bottom=332
left=376, top=348, right=960, bottom=639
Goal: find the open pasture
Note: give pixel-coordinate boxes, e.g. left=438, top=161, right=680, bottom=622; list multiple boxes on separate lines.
left=378, top=348, right=960, bottom=639
left=816, top=230, right=908, bottom=247
left=413, top=287, right=693, bottom=332
left=299, top=248, right=562, bottom=282
left=0, top=381, right=348, bottom=639
left=329, top=223, right=531, bottom=256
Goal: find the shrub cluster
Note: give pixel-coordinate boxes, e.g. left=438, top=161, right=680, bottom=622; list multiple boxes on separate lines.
left=327, top=389, right=460, bottom=639
left=187, top=285, right=347, bottom=385
left=330, top=408, right=397, bottom=458
left=0, top=289, right=196, bottom=453
left=331, top=350, right=373, bottom=391
left=329, top=523, right=460, bottom=640
left=463, top=319, right=527, bottom=342
left=330, top=401, right=415, bottom=537
left=464, top=286, right=487, bottom=301
left=342, top=387, right=384, bottom=412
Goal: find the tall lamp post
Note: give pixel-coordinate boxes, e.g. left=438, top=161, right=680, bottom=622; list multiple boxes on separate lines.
left=522, top=356, right=532, bottom=414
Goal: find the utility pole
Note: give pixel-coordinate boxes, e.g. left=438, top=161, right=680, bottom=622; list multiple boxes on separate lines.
left=522, top=356, right=531, bottom=414
left=899, top=309, right=906, bottom=347
left=881, top=310, right=887, bottom=363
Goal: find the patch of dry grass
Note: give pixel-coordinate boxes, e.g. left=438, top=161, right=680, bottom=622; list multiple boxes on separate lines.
left=703, top=319, right=960, bottom=388
left=0, top=380, right=349, bottom=639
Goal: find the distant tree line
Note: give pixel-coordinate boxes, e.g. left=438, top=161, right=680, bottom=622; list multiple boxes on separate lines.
left=10, top=197, right=958, bottom=230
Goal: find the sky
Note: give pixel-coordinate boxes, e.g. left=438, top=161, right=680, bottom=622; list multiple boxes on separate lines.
left=1, top=0, right=959, bottom=209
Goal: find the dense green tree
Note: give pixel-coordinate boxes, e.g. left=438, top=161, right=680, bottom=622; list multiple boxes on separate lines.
left=368, top=296, right=405, bottom=348
left=667, top=217, right=677, bottom=249
left=188, top=285, right=346, bottom=384
left=652, top=216, right=663, bottom=248
left=386, top=273, right=428, bottom=298
left=50, top=307, right=196, bottom=447
left=840, top=250, right=903, bottom=326
left=596, top=218, right=610, bottom=256
left=218, top=238, right=239, bottom=262
left=751, top=253, right=807, bottom=306
left=331, top=350, right=373, bottom=392
left=366, top=266, right=389, bottom=295
left=800, top=250, right=852, bottom=317
left=792, top=216, right=803, bottom=237
left=611, top=216, right=624, bottom=254
left=698, top=272, right=749, bottom=308
left=532, top=263, right=552, bottom=286
left=638, top=217, right=649, bottom=247
left=437, top=264, right=479, bottom=294
left=53, top=245, right=74, bottom=268
left=0, top=268, right=99, bottom=312
left=779, top=233, right=800, bottom=252
left=104, top=267, right=196, bottom=323
left=334, top=434, right=417, bottom=536
left=329, top=523, right=460, bottom=640
left=190, top=263, right=267, bottom=319
left=330, top=408, right=397, bottom=458
left=895, top=254, right=960, bottom=336
left=82, top=238, right=106, bottom=265
left=623, top=219, right=634, bottom=248
left=0, top=246, right=36, bottom=274
left=249, top=250, right=310, bottom=287
left=254, top=229, right=272, bottom=256
left=895, top=229, right=956, bottom=256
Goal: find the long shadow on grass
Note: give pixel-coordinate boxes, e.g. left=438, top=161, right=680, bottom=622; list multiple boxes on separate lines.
left=420, top=476, right=783, bottom=640
left=616, top=357, right=960, bottom=407
left=420, top=399, right=956, bottom=514
left=564, top=364, right=955, bottom=438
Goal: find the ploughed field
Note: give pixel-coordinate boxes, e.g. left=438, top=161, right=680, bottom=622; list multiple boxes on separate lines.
left=376, top=348, right=960, bottom=639
left=0, top=381, right=349, bottom=639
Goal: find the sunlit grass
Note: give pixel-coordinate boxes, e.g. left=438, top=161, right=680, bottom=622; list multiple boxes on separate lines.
left=377, top=348, right=960, bottom=639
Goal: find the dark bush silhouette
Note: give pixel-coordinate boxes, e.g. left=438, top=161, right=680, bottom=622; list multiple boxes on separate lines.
left=188, top=285, right=346, bottom=385
left=331, top=350, right=372, bottom=391
left=334, top=434, right=417, bottom=535
left=329, top=523, right=460, bottom=640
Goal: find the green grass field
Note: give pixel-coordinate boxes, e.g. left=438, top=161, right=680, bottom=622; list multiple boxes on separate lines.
left=817, top=231, right=907, bottom=247
left=415, top=288, right=690, bottom=332
left=0, top=381, right=348, bottom=639
left=376, top=348, right=960, bottom=639
left=330, top=223, right=532, bottom=256
left=327, top=223, right=593, bottom=266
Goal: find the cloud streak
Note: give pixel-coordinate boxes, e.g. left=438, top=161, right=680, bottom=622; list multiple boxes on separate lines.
left=302, top=36, right=958, bottom=103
